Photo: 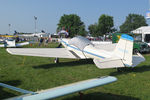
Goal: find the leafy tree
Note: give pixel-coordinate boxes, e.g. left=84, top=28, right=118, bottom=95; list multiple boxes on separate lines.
left=120, top=14, right=148, bottom=33
left=88, top=14, right=114, bottom=37
left=78, top=25, right=87, bottom=36
left=57, top=14, right=87, bottom=37
left=88, top=23, right=99, bottom=37
left=98, top=14, right=114, bottom=36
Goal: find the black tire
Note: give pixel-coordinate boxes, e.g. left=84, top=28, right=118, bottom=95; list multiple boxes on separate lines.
left=117, top=68, right=122, bottom=72
left=133, top=49, right=139, bottom=54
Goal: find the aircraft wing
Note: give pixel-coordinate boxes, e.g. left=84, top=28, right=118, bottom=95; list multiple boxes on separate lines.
left=7, top=48, right=77, bottom=59
left=4, top=76, right=117, bottom=100
left=16, top=42, right=29, bottom=47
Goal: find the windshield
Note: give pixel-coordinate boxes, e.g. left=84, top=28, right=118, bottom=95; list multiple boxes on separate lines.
left=133, top=34, right=142, bottom=42
left=68, top=36, right=93, bottom=50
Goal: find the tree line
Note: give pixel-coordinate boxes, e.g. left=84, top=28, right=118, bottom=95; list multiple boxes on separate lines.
left=57, top=13, right=147, bottom=37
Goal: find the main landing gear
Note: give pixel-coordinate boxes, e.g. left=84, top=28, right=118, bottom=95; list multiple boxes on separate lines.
left=54, top=43, right=62, bottom=63
left=54, top=58, right=59, bottom=63
left=117, top=68, right=122, bottom=72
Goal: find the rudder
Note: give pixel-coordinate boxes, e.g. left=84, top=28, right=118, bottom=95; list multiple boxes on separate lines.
left=113, top=34, right=134, bottom=67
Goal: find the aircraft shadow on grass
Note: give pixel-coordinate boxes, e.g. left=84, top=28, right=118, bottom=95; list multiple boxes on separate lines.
left=33, top=59, right=94, bottom=69
left=110, top=65, right=150, bottom=76
left=62, top=92, right=139, bottom=100
left=0, top=80, right=21, bottom=99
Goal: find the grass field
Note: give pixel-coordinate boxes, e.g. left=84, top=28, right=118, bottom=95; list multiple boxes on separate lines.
left=0, top=43, right=150, bottom=100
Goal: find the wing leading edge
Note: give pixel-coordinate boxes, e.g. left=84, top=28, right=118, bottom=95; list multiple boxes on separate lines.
left=7, top=48, right=77, bottom=59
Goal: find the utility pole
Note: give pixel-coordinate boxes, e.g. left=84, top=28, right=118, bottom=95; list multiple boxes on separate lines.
left=149, top=0, right=150, bottom=11
left=8, top=24, right=11, bottom=34
left=34, top=16, right=37, bottom=34
left=146, top=0, right=150, bottom=23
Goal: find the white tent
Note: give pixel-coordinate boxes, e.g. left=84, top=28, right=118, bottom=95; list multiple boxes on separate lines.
left=132, top=26, right=150, bottom=45
left=58, top=30, right=69, bottom=36
left=132, top=26, right=150, bottom=34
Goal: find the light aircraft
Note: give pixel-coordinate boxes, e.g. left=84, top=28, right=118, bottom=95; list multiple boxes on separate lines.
left=2, top=34, right=143, bottom=99
left=2, top=36, right=118, bottom=99
left=0, top=39, right=30, bottom=47
left=7, top=34, right=145, bottom=69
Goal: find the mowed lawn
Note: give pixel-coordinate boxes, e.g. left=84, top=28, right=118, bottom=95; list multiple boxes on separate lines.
left=0, top=43, right=150, bottom=100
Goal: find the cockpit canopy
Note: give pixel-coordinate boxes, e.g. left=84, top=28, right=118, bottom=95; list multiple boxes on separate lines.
left=68, top=36, right=93, bottom=50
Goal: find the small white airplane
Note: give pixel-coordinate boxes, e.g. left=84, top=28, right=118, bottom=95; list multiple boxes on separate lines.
left=2, top=34, right=144, bottom=99
left=7, top=34, right=145, bottom=69
left=0, top=39, right=30, bottom=47
left=2, top=36, right=118, bottom=99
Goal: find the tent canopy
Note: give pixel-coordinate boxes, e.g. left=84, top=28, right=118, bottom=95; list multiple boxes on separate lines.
left=132, top=26, right=150, bottom=34
left=58, top=30, right=69, bottom=36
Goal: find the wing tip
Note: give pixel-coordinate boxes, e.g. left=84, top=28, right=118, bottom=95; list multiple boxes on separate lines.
left=6, top=48, right=12, bottom=54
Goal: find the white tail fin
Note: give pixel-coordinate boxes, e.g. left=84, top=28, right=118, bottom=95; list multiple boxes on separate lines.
left=113, top=34, right=134, bottom=67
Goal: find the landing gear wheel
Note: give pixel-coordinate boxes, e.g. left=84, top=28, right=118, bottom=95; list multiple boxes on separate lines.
left=54, top=58, right=59, bottom=63
left=133, top=49, right=139, bottom=54
left=117, top=68, right=122, bottom=72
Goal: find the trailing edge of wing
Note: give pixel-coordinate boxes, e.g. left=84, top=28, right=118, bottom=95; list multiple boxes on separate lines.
left=9, top=76, right=117, bottom=100
left=7, top=48, right=77, bottom=59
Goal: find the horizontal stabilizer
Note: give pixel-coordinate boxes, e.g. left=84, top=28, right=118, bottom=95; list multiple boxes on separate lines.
left=93, top=58, right=125, bottom=69
left=94, top=53, right=145, bottom=68
left=132, top=53, right=145, bottom=67
left=7, top=48, right=77, bottom=59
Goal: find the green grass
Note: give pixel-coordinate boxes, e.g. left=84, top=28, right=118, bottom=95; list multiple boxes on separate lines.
left=0, top=43, right=150, bottom=100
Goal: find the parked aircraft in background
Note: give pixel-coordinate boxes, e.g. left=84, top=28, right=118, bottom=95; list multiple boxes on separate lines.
left=7, top=34, right=145, bottom=69
left=0, top=39, right=29, bottom=47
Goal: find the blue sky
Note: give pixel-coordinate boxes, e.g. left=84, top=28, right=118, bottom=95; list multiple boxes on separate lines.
left=0, top=0, right=149, bottom=34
